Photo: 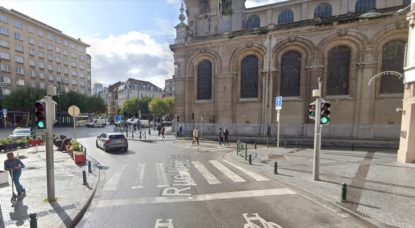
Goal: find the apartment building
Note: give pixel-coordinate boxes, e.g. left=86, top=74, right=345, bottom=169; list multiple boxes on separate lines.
left=0, top=7, right=91, bottom=98
left=164, top=78, right=174, bottom=97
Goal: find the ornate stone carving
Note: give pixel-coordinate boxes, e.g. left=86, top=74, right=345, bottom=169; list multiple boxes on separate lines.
left=337, top=28, right=348, bottom=37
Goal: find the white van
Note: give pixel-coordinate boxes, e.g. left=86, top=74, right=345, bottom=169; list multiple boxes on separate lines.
left=86, top=119, right=106, bottom=128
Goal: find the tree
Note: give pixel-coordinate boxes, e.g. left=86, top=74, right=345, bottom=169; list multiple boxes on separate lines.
left=137, top=96, right=153, bottom=117
left=121, top=97, right=140, bottom=115
left=3, top=87, right=46, bottom=111
left=164, top=97, right=175, bottom=116
left=53, top=91, right=106, bottom=114
left=149, top=97, right=169, bottom=118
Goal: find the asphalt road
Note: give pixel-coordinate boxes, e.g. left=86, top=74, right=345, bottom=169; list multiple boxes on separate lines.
left=71, top=134, right=370, bottom=228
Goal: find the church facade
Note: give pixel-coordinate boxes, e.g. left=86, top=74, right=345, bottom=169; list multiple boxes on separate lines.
left=170, top=0, right=410, bottom=141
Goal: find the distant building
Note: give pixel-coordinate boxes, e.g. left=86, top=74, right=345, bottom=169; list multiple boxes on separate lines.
left=108, top=81, right=121, bottom=116
left=0, top=6, right=91, bottom=97
left=164, top=78, right=175, bottom=97
left=92, top=82, right=104, bottom=95
left=97, top=86, right=108, bottom=106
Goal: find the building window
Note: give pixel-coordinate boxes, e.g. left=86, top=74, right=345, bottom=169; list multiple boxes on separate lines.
left=28, top=37, right=34, bottom=45
left=63, top=39, right=68, bottom=46
left=0, top=51, right=10, bottom=60
left=280, top=51, right=301, bottom=97
left=278, top=9, right=294, bottom=25
left=39, top=82, right=45, bottom=89
left=38, top=40, right=44, bottom=48
left=38, top=30, right=43, bottom=37
left=15, top=56, right=24, bottom=63
left=39, top=72, right=45, bottom=79
left=64, top=68, right=68, bottom=74
left=246, top=15, right=260, bottom=29
left=327, top=46, right=350, bottom=95
left=47, top=33, right=53, bottom=40
left=14, top=20, right=22, bottom=29
left=48, top=54, right=53, bottom=61
left=48, top=64, right=53, bottom=71
left=0, top=15, right=7, bottom=23
left=71, top=62, right=77, bottom=67
left=38, top=51, right=45, bottom=59
left=0, top=40, right=8, bottom=48
left=56, top=65, right=61, bottom=73
left=380, top=40, right=405, bottom=94
left=0, top=64, right=10, bottom=72
left=16, top=67, right=24, bottom=75
left=29, top=48, right=35, bottom=56
left=56, top=37, right=61, bottom=44
left=314, top=3, right=332, bottom=18
left=72, top=71, right=77, bottom=76
left=48, top=75, right=54, bottom=81
left=63, top=49, right=68, bottom=56
left=47, top=44, right=52, bottom=51
left=0, top=27, right=8, bottom=36
left=56, top=56, right=61, bottom=63
left=15, top=44, right=24, bottom=52
left=3, top=77, right=11, bottom=84
left=56, top=47, right=61, bottom=53
left=355, top=0, right=376, bottom=13
left=39, top=62, right=45, bottom=69
left=16, top=79, right=25, bottom=86
left=29, top=70, right=36, bottom=77
left=14, top=32, right=23, bottom=41
left=29, top=59, right=35, bottom=66
left=197, top=60, right=212, bottom=100
left=240, top=55, right=259, bottom=98
left=199, top=0, right=210, bottom=14
left=27, top=25, right=33, bottom=33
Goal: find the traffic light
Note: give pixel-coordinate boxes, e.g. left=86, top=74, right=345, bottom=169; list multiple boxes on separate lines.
left=34, top=101, right=46, bottom=129
left=309, top=101, right=316, bottom=120
left=320, top=100, right=331, bottom=125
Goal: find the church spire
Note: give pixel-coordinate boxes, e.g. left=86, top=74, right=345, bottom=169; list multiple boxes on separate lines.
left=179, top=1, right=186, bottom=24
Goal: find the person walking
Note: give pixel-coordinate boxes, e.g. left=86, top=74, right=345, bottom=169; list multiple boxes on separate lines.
left=4, top=152, right=26, bottom=196
left=192, top=127, right=200, bottom=146
left=224, top=128, right=229, bottom=146
left=218, top=128, right=224, bottom=146
left=179, top=125, right=183, bottom=137
left=160, top=125, right=165, bottom=140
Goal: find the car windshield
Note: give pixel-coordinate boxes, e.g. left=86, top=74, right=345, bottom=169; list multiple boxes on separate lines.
left=13, top=129, right=30, bottom=134
left=109, top=135, right=125, bottom=139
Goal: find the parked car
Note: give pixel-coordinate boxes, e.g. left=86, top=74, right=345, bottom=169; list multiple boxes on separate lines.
left=96, top=133, right=128, bottom=152
left=86, top=119, right=106, bottom=128
left=126, top=118, right=139, bottom=125
left=9, top=128, right=33, bottom=139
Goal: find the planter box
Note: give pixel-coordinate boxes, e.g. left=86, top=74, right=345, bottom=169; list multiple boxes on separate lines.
left=73, top=151, right=86, bottom=164
left=0, top=171, right=9, bottom=185
left=29, top=139, right=43, bottom=146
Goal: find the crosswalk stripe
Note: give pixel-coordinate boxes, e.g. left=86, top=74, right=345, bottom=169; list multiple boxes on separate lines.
left=223, top=160, right=269, bottom=181
left=131, top=163, right=146, bottom=189
left=104, top=164, right=127, bottom=191
left=156, top=163, right=169, bottom=187
left=192, top=161, right=221, bottom=185
left=209, top=160, right=246, bottom=183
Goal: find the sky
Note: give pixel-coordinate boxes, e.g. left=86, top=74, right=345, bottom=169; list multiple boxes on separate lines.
left=1, top=0, right=284, bottom=89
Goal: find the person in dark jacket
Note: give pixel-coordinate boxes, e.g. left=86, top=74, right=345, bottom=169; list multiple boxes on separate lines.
left=224, top=128, right=230, bottom=146
left=4, top=152, right=26, bottom=196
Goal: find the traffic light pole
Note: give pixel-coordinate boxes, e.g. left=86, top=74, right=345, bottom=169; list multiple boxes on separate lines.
left=313, top=77, right=322, bottom=181
left=45, top=95, right=55, bottom=201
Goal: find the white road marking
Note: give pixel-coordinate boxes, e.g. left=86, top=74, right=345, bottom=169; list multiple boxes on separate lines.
left=223, top=160, right=269, bottom=181
left=131, top=163, right=146, bottom=189
left=104, top=164, right=127, bottom=191
left=192, top=161, right=221, bottom=185
left=155, top=219, right=174, bottom=228
left=156, top=163, right=169, bottom=187
left=209, top=160, right=246, bottom=182
left=96, top=188, right=296, bottom=208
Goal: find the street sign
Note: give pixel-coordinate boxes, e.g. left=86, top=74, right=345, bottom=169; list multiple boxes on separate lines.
left=275, top=96, right=282, bottom=110
left=68, top=105, right=80, bottom=117
left=114, top=115, right=122, bottom=122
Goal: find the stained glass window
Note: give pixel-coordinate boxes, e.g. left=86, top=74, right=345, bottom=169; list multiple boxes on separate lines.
left=327, top=46, right=350, bottom=95
left=246, top=15, right=260, bottom=29
left=278, top=9, right=294, bottom=24
left=355, top=0, right=376, bottom=13
left=197, top=60, right=212, bottom=100
left=281, top=51, right=301, bottom=97
left=241, top=55, right=259, bottom=98
left=314, top=3, right=332, bottom=18
left=380, top=40, right=405, bottom=94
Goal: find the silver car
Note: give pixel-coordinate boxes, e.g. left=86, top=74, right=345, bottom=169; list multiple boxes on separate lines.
left=9, top=128, right=33, bottom=139
left=96, top=133, right=128, bottom=152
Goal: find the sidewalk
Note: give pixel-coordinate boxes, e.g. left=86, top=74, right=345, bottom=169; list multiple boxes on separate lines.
left=226, top=145, right=415, bottom=227
left=0, top=145, right=100, bottom=227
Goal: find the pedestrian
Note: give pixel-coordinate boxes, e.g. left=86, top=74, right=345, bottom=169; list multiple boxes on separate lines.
left=4, top=152, right=25, bottom=196
left=218, top=128, right=224, bottom=146
left=192, top=127, right=200, bottom=146
left=179, top=125, right=183, bottom=137
left=161, top=125, right=165, bottom=140
left=224, top=128, right=229, bottom=146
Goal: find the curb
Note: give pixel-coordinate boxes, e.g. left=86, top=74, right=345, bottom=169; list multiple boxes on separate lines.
left=223, top=151, right=389, bottom=228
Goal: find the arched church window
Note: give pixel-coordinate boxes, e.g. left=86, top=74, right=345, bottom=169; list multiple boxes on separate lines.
left=199, top=0, right=210, bottom=14
left=222, top=0, right=232, bottom=15
left=314, top=3, right=332, bottom=18
left=246, top=15, right=260, bottom=29
left=403, top=0, right=410, bottom=5
left=281, top=51, right=301, bottom=97
left=197, top=60, right=212, bottom=100
left=355, top=0, right=376, bottom=13
left=278, top=9, right=294, bottom=24
left=380, top=40, right=405, bottom=94
left=241, top=55, right=259, bottom=98
left=327, top=46, right=350, bottom=95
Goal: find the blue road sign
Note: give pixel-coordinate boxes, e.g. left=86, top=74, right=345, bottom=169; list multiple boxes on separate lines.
left=275, top=96, right=282, bottom=110
left=114, top=115, right=122, bottom=122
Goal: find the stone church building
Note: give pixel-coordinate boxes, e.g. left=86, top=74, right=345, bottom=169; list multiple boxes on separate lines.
left=170, top=0, right=410, bottom=144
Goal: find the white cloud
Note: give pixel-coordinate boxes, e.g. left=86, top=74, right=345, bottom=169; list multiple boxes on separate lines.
left=245, top=0, right=286, bottom=8
left=166, top=0, right=181, bottom=5
left=84, top=31, right=174, bottom=89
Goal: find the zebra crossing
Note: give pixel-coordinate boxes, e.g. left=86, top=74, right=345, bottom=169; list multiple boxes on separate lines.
left=103, top=159, right=269, bottom=191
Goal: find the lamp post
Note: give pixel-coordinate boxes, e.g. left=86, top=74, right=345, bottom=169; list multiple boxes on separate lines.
left=0, top=81, right=6, bottom=128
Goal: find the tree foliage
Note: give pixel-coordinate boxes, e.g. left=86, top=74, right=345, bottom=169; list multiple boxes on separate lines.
left=53, top=91, right=106, bottom=113
left=121, top=97, right=140, bottom=115
left=3, top=87, right=46, bottom=112
left=149, top=97, right=170, bottom=116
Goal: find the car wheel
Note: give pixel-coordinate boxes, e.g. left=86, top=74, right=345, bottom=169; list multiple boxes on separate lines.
left=124, top=147, right=128, bottom=152
left=96, top=141, right=99, bottom=148
left=104, top=145, right=108, bottom=152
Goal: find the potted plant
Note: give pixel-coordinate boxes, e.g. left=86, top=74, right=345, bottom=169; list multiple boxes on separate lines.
left=70, top=140, right=85, bottom=164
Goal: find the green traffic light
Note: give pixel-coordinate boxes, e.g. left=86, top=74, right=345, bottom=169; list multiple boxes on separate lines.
left=320, top=116, right=330, bottom=124
left=37, top=121, right=46, bottom=129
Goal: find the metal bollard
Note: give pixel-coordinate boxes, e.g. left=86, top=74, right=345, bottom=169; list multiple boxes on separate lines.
left=83, top=170, right=87, bottom=185
left=341, top=183, right=347, bottom=202
left=132, top=130, right=134, bottom=139
left=249, top=154, right=252, bottom=164
left=274, top=162, right=278, bottom=174
left=140, top=131, right=142, bottom=140
left=88, top=161, right=92, bottom=173
left=30, top=213, right=37, bottom=228
left=144, top=132, right=146, bottom=140
left=126, top=131, right=128, bottom=138
left=245, top=144, right=248, bottom=160
left=254, top=143, right=257, bottom=149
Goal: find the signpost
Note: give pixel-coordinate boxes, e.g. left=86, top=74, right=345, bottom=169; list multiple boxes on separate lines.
left=275, top=96, right=282, bottom=152
left=68, top=105, right=80, bottom=140
left=2, top=108, right=6, bottom=128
